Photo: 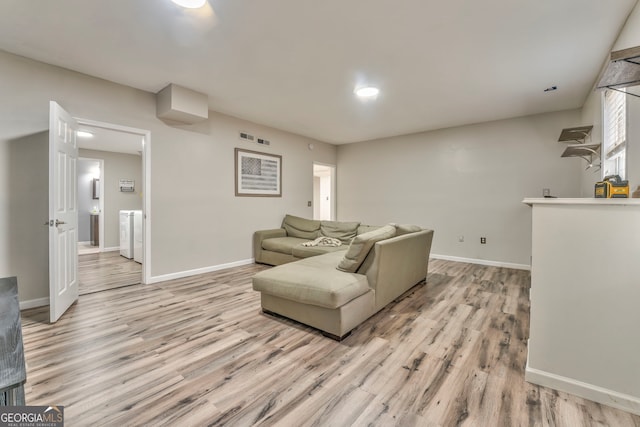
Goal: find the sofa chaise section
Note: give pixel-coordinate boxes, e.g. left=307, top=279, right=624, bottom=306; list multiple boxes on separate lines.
left=253, top=224, right=434, bottom=339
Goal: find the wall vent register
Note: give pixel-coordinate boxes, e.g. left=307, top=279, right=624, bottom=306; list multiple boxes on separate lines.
left=239, top=131, right=270, bottom=146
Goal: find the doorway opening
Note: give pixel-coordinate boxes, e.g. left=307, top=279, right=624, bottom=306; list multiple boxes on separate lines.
left=313, top=163, right=336, bottom=221
left=77, top=157, right=104, bottom=255
left=75, top=118, right=151, bottom=292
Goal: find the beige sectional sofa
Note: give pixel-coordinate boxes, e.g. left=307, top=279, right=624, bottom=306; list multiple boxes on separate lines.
left=253, top=214, right=382, bottom=266
left=252, top=215, right=434, bottom=339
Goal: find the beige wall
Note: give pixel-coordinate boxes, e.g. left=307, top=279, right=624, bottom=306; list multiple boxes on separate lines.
left=79, top=149, right=143, bottom=249
left=612, top=0, right=640, bottom=52
left=0, top=50, right=336, bottom=304
left=0, top=131, right=49, bottom=303
left=337, top=110, right=583, bottom=267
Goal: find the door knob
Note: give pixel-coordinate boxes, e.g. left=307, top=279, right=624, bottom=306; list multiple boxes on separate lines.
left=55, top=219, right=66, bottom=227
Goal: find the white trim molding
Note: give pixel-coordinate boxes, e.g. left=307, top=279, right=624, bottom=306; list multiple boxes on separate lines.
left=103, top=246, right=120, bottom=252
left=430, top=253, right=530, bottom=271
left=526, top=363, right=640, bottom=416
left=147, top=259, right=255, bottom=284
left=20, top=297, right=50, bottom=311
left=75, top=117, right=151, bottom=285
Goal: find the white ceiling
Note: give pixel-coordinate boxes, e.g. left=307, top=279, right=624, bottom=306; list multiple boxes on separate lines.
left=77, top=126, right=142, bottom=156
left=0, top=0, right=636, bottom=144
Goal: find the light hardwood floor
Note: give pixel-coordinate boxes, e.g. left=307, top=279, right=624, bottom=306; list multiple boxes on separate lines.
left=20, top=259, right=640, bottom=426
left=78, top=251, right=142, bottom=295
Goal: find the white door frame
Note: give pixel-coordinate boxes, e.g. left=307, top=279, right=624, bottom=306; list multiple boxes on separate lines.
left=312, top=162, right=337, bottom=221
left=75, top=117, right=151, bottom=284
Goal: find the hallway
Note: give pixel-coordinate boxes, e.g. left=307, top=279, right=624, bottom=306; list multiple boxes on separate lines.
left=79, top=251, right=141, bottom=295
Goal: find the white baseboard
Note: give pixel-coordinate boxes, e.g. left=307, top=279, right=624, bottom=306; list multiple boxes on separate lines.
left=525, top=362, right=640, bottom=416
left=20, top=297, right=49, bottom=311
left=103, top=246, right=120, bottom=252
left=430, top=253, right=530, bottom=271
left=147, top=258, right=255, bottom=284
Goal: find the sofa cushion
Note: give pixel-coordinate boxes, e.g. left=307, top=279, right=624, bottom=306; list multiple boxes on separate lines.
left=320, top=220, right=360, bottom=243
left=337, top=224, right=397, bottom=273
left=394, top=224, right=422, bottom=236
left=357, top=224, right=381, bottom=235
left=282, top=214, right=320, bottom=239
left=262, top=237, right=311, bottom=255
left=253, top=253, right=369, bottom=309
left=292, top=244, right=347, bottom=259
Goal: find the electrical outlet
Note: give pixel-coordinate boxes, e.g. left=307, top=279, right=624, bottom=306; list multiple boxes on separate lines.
left=480, top=237, right=486, bottom=244
left=458, top=235, right=464, bottom=242
left=543, top=188, right=551, bottom=197
left=307, top=201, right=312, bottom=207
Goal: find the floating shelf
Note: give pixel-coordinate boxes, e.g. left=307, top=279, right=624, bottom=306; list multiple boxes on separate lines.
left=597, top=45, right=640, bottom=90
left=561, top=143, right=601, bottom=171
left=560, top=143, right=600, bottom=158
left=557, top=126, right=593, bottom=144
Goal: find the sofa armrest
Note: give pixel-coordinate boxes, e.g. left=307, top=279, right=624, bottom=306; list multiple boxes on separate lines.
left=253, top=228, right=287, bottom=263
left=360, top=229, right=434, bottom=310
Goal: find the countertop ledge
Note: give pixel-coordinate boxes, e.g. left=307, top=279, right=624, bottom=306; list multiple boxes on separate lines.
left=523, top=197, right=640, bottom=206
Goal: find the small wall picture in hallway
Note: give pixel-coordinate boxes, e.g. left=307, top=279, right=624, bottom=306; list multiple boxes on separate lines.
left=92, top=178, right=100, bottom=199
left=119, top=179, right=135, bottom=192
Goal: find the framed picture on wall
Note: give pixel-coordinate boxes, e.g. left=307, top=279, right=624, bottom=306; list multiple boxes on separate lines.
left=235, top=148, right=282, bottom=197
left=92, top=178, right=100, bottom=199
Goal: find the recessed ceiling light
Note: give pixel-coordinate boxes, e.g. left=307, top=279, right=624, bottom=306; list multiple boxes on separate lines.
left=77, top=131, right=94, bottom=138
left=355, top=86, right=380, bottom=99
left=171, top=0, right=207, bottom=9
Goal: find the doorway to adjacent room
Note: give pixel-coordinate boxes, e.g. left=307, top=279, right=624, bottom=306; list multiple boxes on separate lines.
left=74, top=120, right=149, bottom=295
left=312, top=163, right=336, bottom=221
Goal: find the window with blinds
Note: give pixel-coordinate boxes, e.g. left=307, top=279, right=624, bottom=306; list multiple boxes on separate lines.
left=602, top=89, right=627, bottom=179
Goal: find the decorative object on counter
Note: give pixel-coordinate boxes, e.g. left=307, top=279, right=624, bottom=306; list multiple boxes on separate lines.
left=632, top=186, right=640, bottom=198
left=595, top=175, right=629, bottom=198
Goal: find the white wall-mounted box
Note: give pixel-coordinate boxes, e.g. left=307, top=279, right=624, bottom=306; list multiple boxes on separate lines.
left=156, top=83, right=208, bottom=124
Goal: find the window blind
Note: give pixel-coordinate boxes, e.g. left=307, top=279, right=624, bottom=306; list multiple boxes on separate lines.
left=603, top=89, right=626, bottom=178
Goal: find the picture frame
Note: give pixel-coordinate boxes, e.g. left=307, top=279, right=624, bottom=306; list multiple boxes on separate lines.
left=92, top=178, right=100, bottom=199
left=235, top=148, right=282, bottom=197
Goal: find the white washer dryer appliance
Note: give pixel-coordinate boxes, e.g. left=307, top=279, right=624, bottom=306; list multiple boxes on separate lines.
left=119, top=210, right=135, bottom=259
left=133, top=210, right=143, bottom=264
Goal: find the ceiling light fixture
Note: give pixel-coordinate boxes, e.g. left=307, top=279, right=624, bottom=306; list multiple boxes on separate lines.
left=171, top=0, right=207, bottom=9
left=77, top=131, right=94, bottom=138
left=355, top=86, right=380, bottom=99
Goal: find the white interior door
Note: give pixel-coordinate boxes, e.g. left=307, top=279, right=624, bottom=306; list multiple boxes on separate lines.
left=48, top=101, right=79, bottom=323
